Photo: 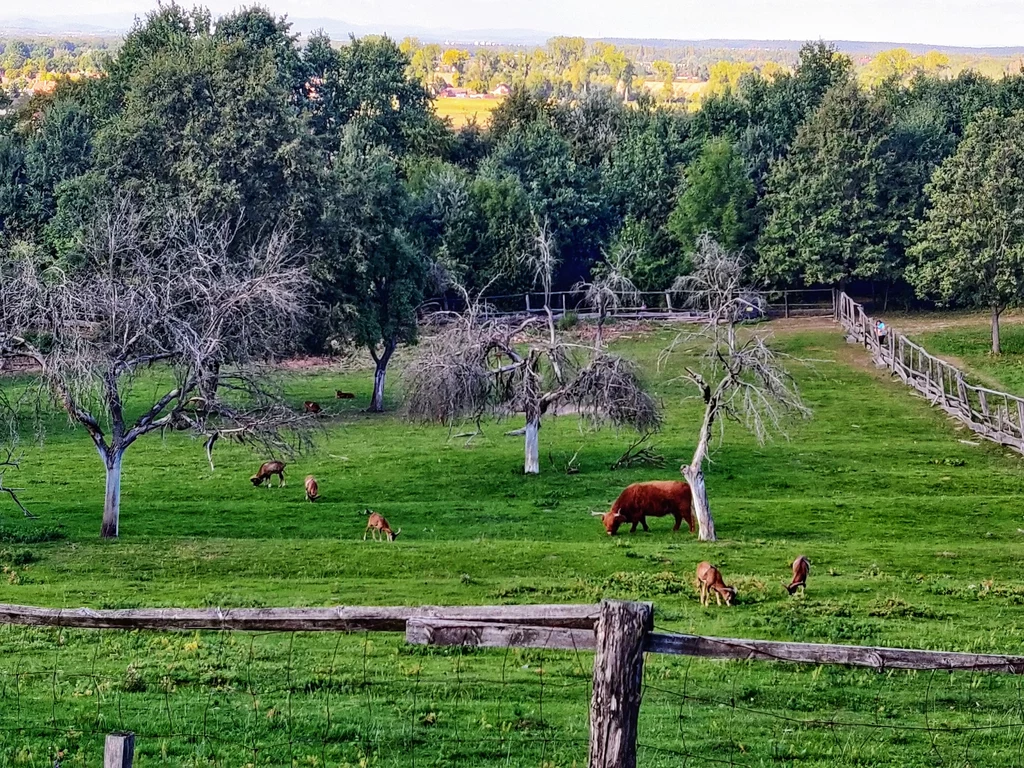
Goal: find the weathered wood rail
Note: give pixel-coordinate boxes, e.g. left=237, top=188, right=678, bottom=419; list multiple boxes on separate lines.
left=6, top=599, right=1024, bottom=768
left=837, top=292, right=1024, bottom=453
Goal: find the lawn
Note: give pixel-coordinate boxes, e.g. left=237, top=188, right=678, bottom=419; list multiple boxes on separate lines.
left=2, top=321, right=1024, bottom=766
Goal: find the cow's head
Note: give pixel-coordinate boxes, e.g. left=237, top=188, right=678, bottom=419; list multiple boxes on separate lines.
left=593, top=510, right=627, bottom=535
left=722, top=586, right=737, bottom=605
left=388, top=528, right=401, bottom=542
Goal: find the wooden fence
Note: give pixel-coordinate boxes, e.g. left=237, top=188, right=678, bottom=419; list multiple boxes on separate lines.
left=423, top=288, right=836, bottom=321
left=837, top=292, right=1024, bottom=453
left=4, top=599, right=1024, bottom=768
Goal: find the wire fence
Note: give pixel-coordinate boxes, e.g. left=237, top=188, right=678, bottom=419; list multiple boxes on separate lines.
left=0, top=624, right=592, bottom=767
left=5, top=603, right=1024, bottom=767
left=638, top=642, right=1024, bottom=768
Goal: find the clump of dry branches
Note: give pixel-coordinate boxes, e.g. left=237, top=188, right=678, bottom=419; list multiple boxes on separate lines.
left=404, top=283, right=661, bottom=474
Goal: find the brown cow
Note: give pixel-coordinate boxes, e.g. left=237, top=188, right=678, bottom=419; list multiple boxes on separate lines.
left=303, top=401, right=322, bottom=414
left=305, top=475, right=320, bottom=502
left=251, top=461, right=286, bottom=488
left=785, top=555, right=810, bottom=595
left=363, top=510, right=401, bottom=542
left=696, top=562, right=736, bottom=606
left=335, top=391, right=356, bottom=399
left=594, top=481, right=694, bottom=536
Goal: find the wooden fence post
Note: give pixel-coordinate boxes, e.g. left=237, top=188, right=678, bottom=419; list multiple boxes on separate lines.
left=588, top=600, right=652, bottom=768
left=104, top=732, right=134, bottom=768
left=525, top=294, right=531, bottom=313
left=784, top=291, right=790, bottom=319
left=665, top=291, right=672, bottom=312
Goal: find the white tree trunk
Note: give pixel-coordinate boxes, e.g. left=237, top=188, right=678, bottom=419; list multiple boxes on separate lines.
left=100, top=449, right=123, bottom=539
left=524, top=418, right=540, bottom=474
left=681, top=463, right=715, bottom=541
left=371, top=363, right=387, bottom=412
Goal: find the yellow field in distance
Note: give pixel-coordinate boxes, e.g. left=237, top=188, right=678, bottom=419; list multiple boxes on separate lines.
left=435, top=97, right=503, bottom=128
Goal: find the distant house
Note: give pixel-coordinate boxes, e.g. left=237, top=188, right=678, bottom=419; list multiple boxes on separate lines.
left=490, top=83, right=512, bottom=97
left=439, top=86, right=473, bottom=99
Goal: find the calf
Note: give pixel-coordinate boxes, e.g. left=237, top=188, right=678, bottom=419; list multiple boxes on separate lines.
left=363, top=510, right=401, bottom=542
left=594, top=481, right=694, bottom=536
left=785, top=555, right=809, bottom=595
left=336, top=391, right=356, bottom=399
left=696, top=561, right=736, bottom=606
left=303, top=401, right=322, bottom=414
left=251, top=461, right=286, bottom=488
left=305, top=475, right=320, bottom=502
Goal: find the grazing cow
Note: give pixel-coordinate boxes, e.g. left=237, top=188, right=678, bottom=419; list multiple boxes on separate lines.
left=251, top=461, right=286, bottom=488
left=305, top=475, right=320, bottom=503
left=303, top=401, right=322, bottom=414
left=785, top=555, right=810, bottom=595
left=336, top=391, right=356, bottom=399
left=593, top=481, right=694, bottom=536
left=363, top=510, right=401, bottom=542
left=696, top=562, right=736, bottom=606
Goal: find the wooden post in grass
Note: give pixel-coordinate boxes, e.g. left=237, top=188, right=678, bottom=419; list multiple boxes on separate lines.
left=104, top=732, right=134, bottom=768
left=588, top=600, right=652, bottom=768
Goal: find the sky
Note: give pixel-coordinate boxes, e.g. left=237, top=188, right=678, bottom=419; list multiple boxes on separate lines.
left=5, top=0, right=1024, bottom=47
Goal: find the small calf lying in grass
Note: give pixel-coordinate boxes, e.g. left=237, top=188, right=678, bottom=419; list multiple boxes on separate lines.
left=363, top=510, right=400, bottom=542
left=336, top=391, right=355, bottom=399
left=251, top=461, right=286, bottom=488
left=303, top=401, right=322, bottom=414
left=785, top=555, right=810, bottom=595
left=696, top=561, right=736, bottom=606
left=305, top=475, right=320, bottom=502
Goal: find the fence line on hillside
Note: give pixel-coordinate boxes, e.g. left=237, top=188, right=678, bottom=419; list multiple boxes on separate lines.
left=837, top=292, right=1024, bottom=454
left=422, top=288, right=836, bottom=321
left=5, top=599, right=1024, bottom=767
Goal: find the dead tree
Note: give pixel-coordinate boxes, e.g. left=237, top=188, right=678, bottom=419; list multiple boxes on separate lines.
left=575, top=244, right=640, bottom=350
left=0, top=198, right=313, bottom=538
left=404, top=287, right=660, bottom=474
left=666, top=235, right=810, bottom=541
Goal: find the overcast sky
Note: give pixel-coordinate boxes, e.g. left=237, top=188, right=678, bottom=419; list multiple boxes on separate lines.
left=11, top=0, right=1024, bottom=47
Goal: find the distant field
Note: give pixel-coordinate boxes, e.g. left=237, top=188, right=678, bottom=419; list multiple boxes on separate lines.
left=435, top=97, right=503, bottom=128
left=2, top=321, right=1024, bottom=765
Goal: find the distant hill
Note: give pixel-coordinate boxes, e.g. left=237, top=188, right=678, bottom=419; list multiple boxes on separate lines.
left=1, top=14, right=1022, bottom=56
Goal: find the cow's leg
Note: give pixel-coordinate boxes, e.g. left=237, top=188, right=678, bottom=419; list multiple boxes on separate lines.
left=363, top=528, right=368, bottom=541
left=630, top=521, right=639, bottom=533
left=672, top=513, right=682, bottom=532
left=640, top=518, right=650, bottom=532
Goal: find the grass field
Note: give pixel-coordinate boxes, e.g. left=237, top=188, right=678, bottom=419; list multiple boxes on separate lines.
left=3, top=321, right=1024, bottom=766
left=434, top=98, right=502, bottom=128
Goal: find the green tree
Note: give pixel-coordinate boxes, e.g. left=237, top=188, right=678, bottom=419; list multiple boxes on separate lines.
left=669, top=138, right=755, bottom=258
left=908, top=109, right=1024, bottom=354
left=757, top=80, right=896, bottom=287
left=319, top=128, right=427, bottom=411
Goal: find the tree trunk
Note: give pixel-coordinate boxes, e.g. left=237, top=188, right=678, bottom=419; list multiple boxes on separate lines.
left=100, top=449, right=124, bottom=539
left=370, top=341, right=396, bottom=413
left=524, top=418, right=540, bottom=475
left=681, top=463, right=715, bottom=542
left=992, top=306, right=1002, bottom=355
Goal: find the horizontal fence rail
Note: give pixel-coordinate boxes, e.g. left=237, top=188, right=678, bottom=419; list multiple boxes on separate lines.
left=836, top=292, right=1024, bottom=454
left=422, top=288, right=836, bottom=321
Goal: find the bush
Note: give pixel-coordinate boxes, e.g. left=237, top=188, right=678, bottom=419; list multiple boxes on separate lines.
left=0, top=523, right=65, bottom=544
left=556, top=311, right=578, bottom=331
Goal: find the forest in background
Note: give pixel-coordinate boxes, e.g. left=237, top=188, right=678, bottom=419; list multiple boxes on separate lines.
left=2, top=4, right=1024, bottom=361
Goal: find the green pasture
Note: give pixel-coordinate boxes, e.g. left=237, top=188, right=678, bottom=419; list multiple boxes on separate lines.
left=2, top=322, right=1024, bottom=766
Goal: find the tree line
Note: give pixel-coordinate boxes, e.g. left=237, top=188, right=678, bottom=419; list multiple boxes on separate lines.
left=3, top=3, right=1024, bottom=377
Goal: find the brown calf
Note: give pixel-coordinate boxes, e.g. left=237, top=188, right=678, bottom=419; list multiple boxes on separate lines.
left=251, top=461, right=286, bottom=488
left=363, top=510, right=401, bottom=542
left=336, top=391, right=356, bottom=399
left=785, top=555, right=809, bottom=595
left=696, top=561, right=736, bottom=606
left=303, top=401, right=322, bottom=414
left=305, top=475, right=320, bottom=502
